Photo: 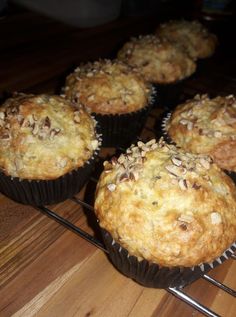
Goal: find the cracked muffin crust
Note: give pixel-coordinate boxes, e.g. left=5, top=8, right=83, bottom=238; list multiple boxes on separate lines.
left=95, top=138, right=236, bottom=267
left=165, top=94, right=236, bottom=172
left=0, top=93, right=99, bottom=180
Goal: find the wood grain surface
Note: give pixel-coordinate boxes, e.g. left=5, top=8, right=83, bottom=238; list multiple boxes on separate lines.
left=0, top=4, right=236, bottom=317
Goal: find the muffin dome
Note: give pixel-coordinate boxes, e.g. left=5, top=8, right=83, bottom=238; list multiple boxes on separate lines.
left=0, top=93, right=99, bottom=180
left=165, top=94, right=236, bottom=172
left=117, top=35, right=196, bottom=84
left=155, top=20, right=218, bottom=60
left=64, top=59, right=153, bottom=115
left=95, top=138, right=236, bottom=267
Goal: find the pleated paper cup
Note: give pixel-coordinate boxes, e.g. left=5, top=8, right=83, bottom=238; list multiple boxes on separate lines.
left=101, top=229, right=236, bottom=289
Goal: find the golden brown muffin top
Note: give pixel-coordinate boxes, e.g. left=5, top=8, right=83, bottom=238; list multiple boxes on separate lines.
left=117, top=34, right=196, bottom=84
left=156, top=19, right=218, bottom=60
left=165, top=94, right=236, bottom=172
left=95, top=138, right=236, bottom=267
left=63, top=59, right=153, bottom=115
left=0, top=94, right=100, bottom=180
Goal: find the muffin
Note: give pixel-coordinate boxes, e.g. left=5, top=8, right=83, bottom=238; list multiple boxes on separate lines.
left=155, top=20, right=218, bottom=60
left=0, top=93, right=100, bottom=205
left=94, top=138, right=236, bottom=288
left=117, top=34, right=196, bottom=108
left=164, top=94, right=236, bottom=173
left=117, top=35, right=196, bottom=84
left=63, top=59, right=154, bottom=147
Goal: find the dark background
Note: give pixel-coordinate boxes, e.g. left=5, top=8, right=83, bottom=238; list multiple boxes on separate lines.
left=0, top=0, right=235, bottom=99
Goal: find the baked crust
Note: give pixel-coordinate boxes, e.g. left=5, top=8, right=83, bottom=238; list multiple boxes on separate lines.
left=166, top=94, right=236, bottom=172
left=0, top=94, right=99, bottom=179
left=64, top=59, right=153, bottom=115
left=95, top=139, right=236, bottom=267
left=117, top=35, right=196, bottom=84
left=156, top=20, right=218, bottom=60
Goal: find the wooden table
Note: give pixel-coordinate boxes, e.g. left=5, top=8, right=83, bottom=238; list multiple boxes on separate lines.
left=0, top=5, right=236, bottom=317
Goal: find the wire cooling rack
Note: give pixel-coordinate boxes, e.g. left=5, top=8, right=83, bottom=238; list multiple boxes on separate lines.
left=36, top=103, right=236, bottom=317
left=37, top=200, right=236, bottom=317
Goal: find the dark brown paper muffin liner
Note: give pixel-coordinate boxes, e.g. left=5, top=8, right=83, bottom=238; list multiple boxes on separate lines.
left=196, top=56, right=217, bottom=76
left=160, top=111, right=175, bottom=144
left=154, top=110, right=174, bottom=143
left=224, top=171, right=236, bottom=185
left=101, top=229, right=236, bottom=289
left=93, top=105, right=151, bottom=148
left=0, top=152, right=99, bottom=206
left=152, top=79, right=186, bottom=110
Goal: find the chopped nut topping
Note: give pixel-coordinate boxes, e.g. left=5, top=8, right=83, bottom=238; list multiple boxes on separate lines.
left=119, top=172, right=129, bottom=182
left=28, top=114, right=35, bottom=126
left=199, top=157, right=210, bottom=169
left=0, top=112, right=5, bottom=120
left=137, top=141, right=145, bottom=148
left=74, top=111, right=81, bottom=123
left=44, top=116, right=51, bottom=129
left=130, top=171, right=138, bottom=181
left=118, top=154, right=126, bottom=164
left=178, top=214, right=193, bottom=223
left=1, top=132, right=10, bottom=140
left=111, top=157, right=118, bottom=165
left=91, top=140, right=98, bottom=150
left=210, top=212, right=222, bottom=224
left=171, top=156, right=182, bottom=166
left=107, top=183, right=116, bottom=192
left=187, top=121, right=193, bottom=130
left=104, top=168, right=112, bottom=174
left=21, top=118, right=30, bottom=128
left=32, top=123, right=39, bottom=135
left=165, top=165, right=187, bottom=177
left=38, top=130, right=48, bottom=140
left=165, top=164, right=181, bottom=177
left=107, top=140, right=159, bottom=186
left=214, top=131, right=222, bottom=138
left=14, top=158, right=24, bottom=171
left=87, top=94, right=95, bottom=101
left=146, top=139, right=156, bottom=147
left=186, top=109, right=193, bottom=117
left=86, top=72, right=94, bottom=77
left=59, top=159, right=68, bottom=168
left=16, top=114, right=24, bottom=124
left=178, top=178, right=188, bottom=190
left=179, top=119, right=189, bottom=125
left=151, top=143, right=158, bottom=150
left=10, top=106, right=18, bottom=114
left=192, top=182, right=201, bottom=190
left=50, top=128, right=61, bottom=139
left=179, top=223, right=187, bottom=231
